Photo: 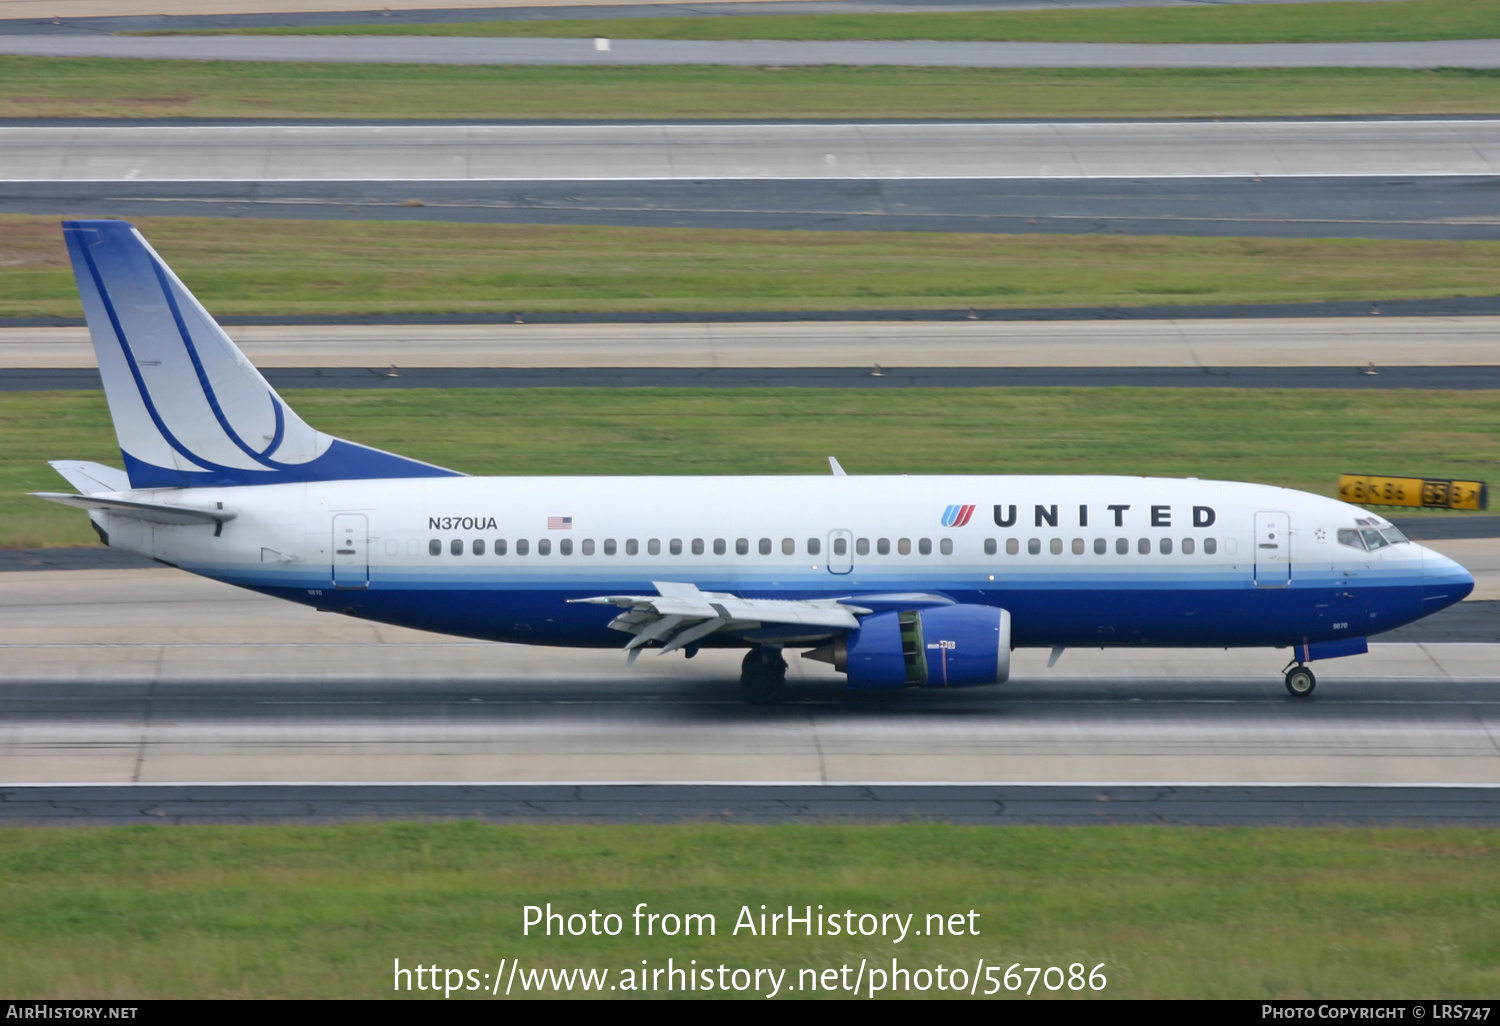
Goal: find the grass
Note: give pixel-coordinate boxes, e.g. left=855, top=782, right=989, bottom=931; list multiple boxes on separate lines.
left=0, top=823, right=1495, bottom=998
left=155, top=0, right=1500, bottom=43
left=2, top=59, right=1498, bottom=120
left=6, top=387, right=1499, bottom=548
left=8, top=216, right=1500, bottom=317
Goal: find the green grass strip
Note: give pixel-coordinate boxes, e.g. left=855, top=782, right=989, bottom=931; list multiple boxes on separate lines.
left=7, top=216, right=1500, bottom=318
left=6, top=387, right=1498, bottom=548
left=152, top=0, right=1500, bottom=43
left=2, top=59, right=1497, bottom=120
left=0, top=823, right=1496, bottom=998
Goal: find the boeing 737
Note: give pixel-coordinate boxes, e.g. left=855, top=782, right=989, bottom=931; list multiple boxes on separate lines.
left=34, top=220, right=1475, bottom=704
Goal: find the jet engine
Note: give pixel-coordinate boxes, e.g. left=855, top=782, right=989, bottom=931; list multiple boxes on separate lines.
left=804, top=604, right=1011, bottom=689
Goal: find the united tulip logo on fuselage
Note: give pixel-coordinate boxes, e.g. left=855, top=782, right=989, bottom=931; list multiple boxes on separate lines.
left=941, top=504, right=976, bottom=527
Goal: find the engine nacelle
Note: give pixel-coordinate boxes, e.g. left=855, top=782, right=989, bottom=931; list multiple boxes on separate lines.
left=806, top=604, right=1011, bottom=689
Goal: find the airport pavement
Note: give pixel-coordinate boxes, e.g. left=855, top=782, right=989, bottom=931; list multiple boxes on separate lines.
left=3, top=783, right=1498, bottom=825
left=4, top=34, right=1498, bottom=67
left=0, top=0, right=1411, bottom=32
left=0, top=566, right=1496, bottom=786
left=5, top=317, right=1499, bottom=370
left=11, top=176, right=1498, bottom=240
left=7, top=121, right=1498, bottom=181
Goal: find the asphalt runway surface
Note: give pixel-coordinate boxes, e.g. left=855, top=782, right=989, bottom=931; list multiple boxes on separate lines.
left=10, top=176, right=1499, bottom=240
left=5, top=33, right=1498, bottom=67
left=0, top=0, right=1411, bottom=35
left=9, top=121, right=1497, bottom=180
left=2, top=566, right=1498, bottom=788
left=8, top=365, right=1500, bottom=390
left=8, top=317, right=1499, bottom=371
left=3, top=783, right=1498, bottom=825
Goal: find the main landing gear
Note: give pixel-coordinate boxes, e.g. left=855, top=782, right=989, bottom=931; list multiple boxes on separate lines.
left=741, top=647, right=787, bottom=706
left=1284, top=664, right=1316, bottom=697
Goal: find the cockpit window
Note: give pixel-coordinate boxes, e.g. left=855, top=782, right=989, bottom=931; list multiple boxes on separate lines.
left=1379, top=526, right=1408, bottom=546
left=1337, top=528, right=1365, bottom=550
left=1360, top=528, right=1390, bottom=551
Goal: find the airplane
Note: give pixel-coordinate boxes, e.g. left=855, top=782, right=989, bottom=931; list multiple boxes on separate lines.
left=34, top=220, right=1475, bottom=705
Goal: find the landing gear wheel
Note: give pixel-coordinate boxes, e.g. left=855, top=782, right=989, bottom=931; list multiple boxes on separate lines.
left=1284, top=665, right=1316, bottom=697
left=740, top=648, right=787, bottom=706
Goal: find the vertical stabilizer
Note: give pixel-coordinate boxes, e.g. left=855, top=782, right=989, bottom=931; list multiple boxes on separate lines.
left=62, top=220, right=458, bottom=488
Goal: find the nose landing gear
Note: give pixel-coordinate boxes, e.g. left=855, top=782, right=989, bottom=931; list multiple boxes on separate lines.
left=1284, top=664, right=1316, bottom=697
left=741, top=647, right=788, bottom=705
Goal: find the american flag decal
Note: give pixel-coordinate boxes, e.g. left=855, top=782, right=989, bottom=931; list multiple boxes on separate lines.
left=547, top=516, right=573, bottom=530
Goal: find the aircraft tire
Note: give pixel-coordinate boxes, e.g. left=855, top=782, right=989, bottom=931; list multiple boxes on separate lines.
left=1284, top=665, right=1316, bottom=697
left=741, top=648, right=787, bottom=705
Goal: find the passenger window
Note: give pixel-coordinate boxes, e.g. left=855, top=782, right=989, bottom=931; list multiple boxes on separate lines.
left=626, top=539, right=639, bottom=556
left=495, top=539, right=508, bottom=556
left=1337, top=528, right=1365, bottom=550
left=560, top=539, right=572, bottom=556
left=1160, top=537, right=1173, bottom=555
left=1115, top=538, right=1129, bottom=555
left=669, top=539, right=682, bottom=556
left=736, top=538, right=749, bottom=556
left=1138, top=538, right=1151, bottom=554
left=898, top=538, right=911, bottom=556
left=1006, top=538, right=1019, bottom=555
left=714, top=539, right=727, bottom=556
left=516, top=539, right=530, bottom=556
left=808, top=538, right=821, bottom=556
left=603, top=539, right=616, bottom=556
left=692, top=538, right=704, bottom=555
left=429, top=539, right=441, bottom=556
left=451, top=539, right=464, bottom=556
left=759, top=538, right=772, bottom=556
left=582, top=539, right=594, bottom=556
left=835, top=537, right=849, bottom=556
left=1204, top=538, right=1217, bottom=555
left=877, top=539, right=891, bottom=556
left=1072, top=538, right=1084, bottom=555
left=856, top=538, right=870, bottom=556
left=1224, top=538, right=1236, bottom=555
left=983, top=538, right=997, bottom=556
left=1027, top=538, right=1041, bottom=555
left=782, top=538, right=795, bottom=555
left=407, top=540, right=420, bottom=556
left=538, top=539, right=551, bottom=556
left=648, top=539, right=661, bottom=556
left=473, top=539, right=486, bottom=556
left=385, top=539, right=398, bottom=557
left=939, top=539, right=952, bottom=556
left=1181, top=537, right=1194, bottom=555
left=1094, top=538, right=1107, bottom=555
left=1050, top=538, right=1063, bottom=555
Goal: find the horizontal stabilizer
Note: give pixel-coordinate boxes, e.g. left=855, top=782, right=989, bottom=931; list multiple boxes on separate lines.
left=31, top=492, right=236, bottom=526
left=48, top=460, right=131, bottom=496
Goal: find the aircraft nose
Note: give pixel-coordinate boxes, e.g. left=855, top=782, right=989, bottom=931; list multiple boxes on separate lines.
left=1422, top=545, right=1474, bottom=607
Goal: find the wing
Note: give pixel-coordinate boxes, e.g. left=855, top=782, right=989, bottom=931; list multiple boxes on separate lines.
left=569, top=581, right=872, bottom=662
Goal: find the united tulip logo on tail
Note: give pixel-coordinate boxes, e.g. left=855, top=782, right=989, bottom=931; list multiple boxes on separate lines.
left=941, top=504, right=976, bottom=527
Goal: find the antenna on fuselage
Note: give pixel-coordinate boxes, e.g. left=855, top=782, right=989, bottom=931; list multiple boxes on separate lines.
left=829, top=457, right=848, bottom=477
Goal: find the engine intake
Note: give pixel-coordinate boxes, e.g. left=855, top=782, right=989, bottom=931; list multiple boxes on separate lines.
left=805, top=604, right=1011, bottom=689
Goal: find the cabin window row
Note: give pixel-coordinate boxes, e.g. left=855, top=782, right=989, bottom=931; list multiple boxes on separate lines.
left=426, top=536, right=959, bottom=557
left=984, top=537, right=1219, bottom=556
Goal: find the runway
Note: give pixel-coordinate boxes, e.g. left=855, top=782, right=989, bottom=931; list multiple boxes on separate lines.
left=1, top=567, right=1497, bottom=787
left=5, top=317, right=1498, bottom=371
left=5, top=34, right=1499, bottom=67
left=11, top=175, right=1499, bottom=239
left=4, top=783, right=1499, bottom=825
left=7, top=121, right=1498, bottom=181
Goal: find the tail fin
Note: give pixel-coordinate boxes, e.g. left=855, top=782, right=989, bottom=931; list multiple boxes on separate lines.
left=62, top=220, right=459, bottom=489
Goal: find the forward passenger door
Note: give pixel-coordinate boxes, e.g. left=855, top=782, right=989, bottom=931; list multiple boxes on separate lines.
left=1253, top=510, right=1291, bottom=588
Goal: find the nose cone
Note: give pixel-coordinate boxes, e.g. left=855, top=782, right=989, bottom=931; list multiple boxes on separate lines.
left=1422, top=545, right=1474, bottom=609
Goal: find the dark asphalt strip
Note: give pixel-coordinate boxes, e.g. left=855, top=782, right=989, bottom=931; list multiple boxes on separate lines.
left=6, top=366, right=1500, bottom=391
left=1, top=783, right=1496, bottom=825
left=7, top=176, right=1498, bottom=240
